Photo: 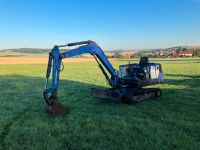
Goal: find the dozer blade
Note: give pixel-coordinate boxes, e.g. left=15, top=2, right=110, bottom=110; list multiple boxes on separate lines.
left=45, top=97, right=69, bottom=116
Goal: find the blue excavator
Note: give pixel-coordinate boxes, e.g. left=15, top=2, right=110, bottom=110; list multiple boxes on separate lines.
left=43, top=40, right=164, bottom=115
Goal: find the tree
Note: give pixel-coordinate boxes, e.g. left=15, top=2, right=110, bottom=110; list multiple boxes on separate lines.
left=114, top=51, right=123, bottom=58
left=134, top=51, right=144, bottom=58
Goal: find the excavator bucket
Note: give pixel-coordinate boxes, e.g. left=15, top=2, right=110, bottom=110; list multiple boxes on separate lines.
left=45, top=95, right=69, bottom=116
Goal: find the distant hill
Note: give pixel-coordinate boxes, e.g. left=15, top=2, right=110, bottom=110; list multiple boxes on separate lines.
left=1, top=45, right=200, bottom=58
left=1, top=45, right=200, bottom=54
left=0, top=48, right=69, bottom=54
left=0, top=48, right=71, bottom=57
left=167, top=45, right=200, bottom=50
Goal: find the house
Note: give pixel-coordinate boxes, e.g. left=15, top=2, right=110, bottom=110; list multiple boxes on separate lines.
left=121, top=52, right=135, bottom=58
left=179, top=51, right=193, bottom=57
left=165, top=52, right=179, bottom=57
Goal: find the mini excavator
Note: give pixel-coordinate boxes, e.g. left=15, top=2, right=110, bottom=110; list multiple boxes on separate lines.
left=43, top=40, right=164, bottom=115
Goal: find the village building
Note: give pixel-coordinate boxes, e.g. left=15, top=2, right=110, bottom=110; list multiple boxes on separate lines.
left=178, top=51, right=193, bottom=57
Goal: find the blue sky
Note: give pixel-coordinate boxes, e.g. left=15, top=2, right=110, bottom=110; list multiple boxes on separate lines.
left=0, top=0, right=200, bottom=50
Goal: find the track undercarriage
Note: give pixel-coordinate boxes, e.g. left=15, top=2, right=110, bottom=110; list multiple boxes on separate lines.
left=91, top=87, right=161, bottom=104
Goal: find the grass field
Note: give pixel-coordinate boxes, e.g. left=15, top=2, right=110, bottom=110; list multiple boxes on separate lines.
left=0, top=58, right=200, bottom=149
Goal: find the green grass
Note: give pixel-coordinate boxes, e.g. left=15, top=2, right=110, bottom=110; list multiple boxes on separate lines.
left=0, top=58, right=200, bottom=149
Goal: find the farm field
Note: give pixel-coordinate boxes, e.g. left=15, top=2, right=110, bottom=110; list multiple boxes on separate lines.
left=0, top=56, right=96, bottom=64
left=0, top=58, right=200, bottom=149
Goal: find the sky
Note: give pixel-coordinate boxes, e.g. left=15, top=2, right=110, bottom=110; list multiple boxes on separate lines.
left=0, top=0, right=200, bottom=50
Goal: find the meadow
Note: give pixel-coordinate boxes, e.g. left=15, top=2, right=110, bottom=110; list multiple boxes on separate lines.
left=0, top=58, right=200, bottom=149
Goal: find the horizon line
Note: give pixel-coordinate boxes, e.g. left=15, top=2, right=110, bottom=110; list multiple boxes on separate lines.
left=1, top=44, right=200, bottom=51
